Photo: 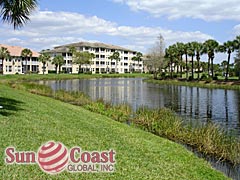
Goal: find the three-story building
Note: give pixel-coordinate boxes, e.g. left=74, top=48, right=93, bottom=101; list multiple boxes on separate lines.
left=47, top=42, right=143, bottom=74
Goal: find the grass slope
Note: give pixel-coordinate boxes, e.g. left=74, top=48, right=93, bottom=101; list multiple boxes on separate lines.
left=145, top=79, right=240, bottom=90
left=0, top=73, right=150, bottom=82
left=0, top=85, right=228, bottom=180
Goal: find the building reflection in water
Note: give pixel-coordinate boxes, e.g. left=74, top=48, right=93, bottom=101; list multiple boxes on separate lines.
left=42, top=78, right=240, bottom=135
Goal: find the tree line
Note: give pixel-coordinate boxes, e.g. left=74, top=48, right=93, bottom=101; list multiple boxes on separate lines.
left=146, top=35, right=240, bottom=81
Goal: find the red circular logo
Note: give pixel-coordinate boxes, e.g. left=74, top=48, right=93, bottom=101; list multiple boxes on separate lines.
left=38, top=141, right=69, bottom=174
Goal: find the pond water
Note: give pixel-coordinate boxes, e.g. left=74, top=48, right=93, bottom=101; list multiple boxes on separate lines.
left=41, top=78, right=240, bottom=136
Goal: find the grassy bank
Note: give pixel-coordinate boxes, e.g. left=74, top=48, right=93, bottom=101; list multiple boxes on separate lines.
left=0, top=85, right=228, bottom=179
left=145, top=78, right=240, bottom=90
left=0, top=73, right=150, bottom=82
left=132, top=107, right=240, bottom=165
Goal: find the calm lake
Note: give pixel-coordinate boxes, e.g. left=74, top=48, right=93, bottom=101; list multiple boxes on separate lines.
left=41, top=78, right=240, bottom=136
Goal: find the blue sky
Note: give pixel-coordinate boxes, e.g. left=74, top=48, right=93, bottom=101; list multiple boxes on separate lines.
left=1, top=0, right=240, bottom=63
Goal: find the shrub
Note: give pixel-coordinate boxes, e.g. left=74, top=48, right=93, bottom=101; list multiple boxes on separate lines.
left=48, top=70, right=57, bottom=74
left=188, top=76, right=194, bottom=81
left=160, top=72, right=166, bottom=79
left=200, top=73, right=208, bottom=80
left=212, top=76, right=218, bottom=80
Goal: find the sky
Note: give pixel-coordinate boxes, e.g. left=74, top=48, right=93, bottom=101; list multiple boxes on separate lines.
left=1, top=0, right=240, bottom=63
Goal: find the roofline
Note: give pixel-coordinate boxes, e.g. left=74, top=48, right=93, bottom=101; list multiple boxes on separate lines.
left=53, top=41, right=137, bottom=53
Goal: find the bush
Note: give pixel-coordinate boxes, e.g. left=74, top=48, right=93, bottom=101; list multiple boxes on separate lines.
left=188, top=76, right=194, bottom=81
left=200, top=74, right=208, bottom=81
left=213, top=76, right=218, bottom=80
left=160, top=72, right=166, bottom=79
left=173, top=74, right=178, bottom=79
left=215, top=72, right=222, bottom=77
left=48, top=70, right=57, bottom=74
left=165, top=75, right=171, bottom=79
left=84, top=71, right=92, bottom=75
left=205, top=78, right=212, bottom=83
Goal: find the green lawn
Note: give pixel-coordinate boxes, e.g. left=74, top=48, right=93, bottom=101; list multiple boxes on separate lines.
left=0, top=73, right=150, bottom=82
left=0, top=85, right=228, bottom=179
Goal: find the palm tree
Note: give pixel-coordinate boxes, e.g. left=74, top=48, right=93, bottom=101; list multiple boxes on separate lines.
left=52, top=55, right=64, bottom=74
left=165, top=45, right=177, bottom=79
left=176, top=42, right=185, bottom=77
left=221, top=60, right=228, bottom=76
left=0, top=47, right=10, bottom=74
left=132, top=52, right=143, bottom=73
left=38, top=53, right=51, bottom=74
left=0, top=0, right=38, bottom=29
left=109, top=52, right=120, bottom=73
left=234, top=36, right=240, bottom=80
left=203, top=39, right=219, bottom=79
left=187, top=42, right=196, bottom=80
left=51, top=56, right=59, bottom=74
left=235, top=49, right=240, bottom=80
left=218, top=40, right=238, bottom=80
left=183, top=43, right=189, bottom=79
left=21, top=48, right=32, bottom=74
left=192, top=42, right=204, bottom=80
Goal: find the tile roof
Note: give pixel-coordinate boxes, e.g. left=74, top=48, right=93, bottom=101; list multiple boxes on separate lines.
left=0, top=44, right=39, bottom=57
left=51, top=41, right=136, bottom=53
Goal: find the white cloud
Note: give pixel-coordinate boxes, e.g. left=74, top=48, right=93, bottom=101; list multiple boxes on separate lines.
left=112, top=0, right=240, bottom=21
left=233, top=24, right=240, bottom=35
left=0, top=10, right=213, bottom=53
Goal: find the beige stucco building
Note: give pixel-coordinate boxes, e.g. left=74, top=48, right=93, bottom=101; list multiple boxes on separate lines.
left=0, top=44, right=47, bottom=75
left=47, top=42, right=143, bottom=74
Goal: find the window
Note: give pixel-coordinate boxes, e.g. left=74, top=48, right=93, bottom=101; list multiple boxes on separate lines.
left=124, top=57, right=128, bottom=60
left=111, top=49, right=115, bottom=52
left=96, top=61, right=99, bottom=65
left=95, top=48, right=99, bottom=52
left=124, top=63, right=128, bottom=66
left=96, top=54, right=99, bottom=59
left=100, top=55, right=105, bottom=59
left=18, top=66, right=21, bottom=72
left=9, top=66, right=12, bottom=72
left=100, top=48, right=105, bottom=52
left=85, top=47, right=89, bottom=50
left=124, top=51, right=128, bottom=54
left=111, top=62, right=115, bottom=65
left=62, top=53, right=66, bottom=57
left=100, top=61, right=105, bottom=65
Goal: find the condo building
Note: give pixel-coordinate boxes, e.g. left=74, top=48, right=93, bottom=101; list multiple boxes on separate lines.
left=47, top=42, right=143, bottom=74
left=0, top=44, right=47, bottom=75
